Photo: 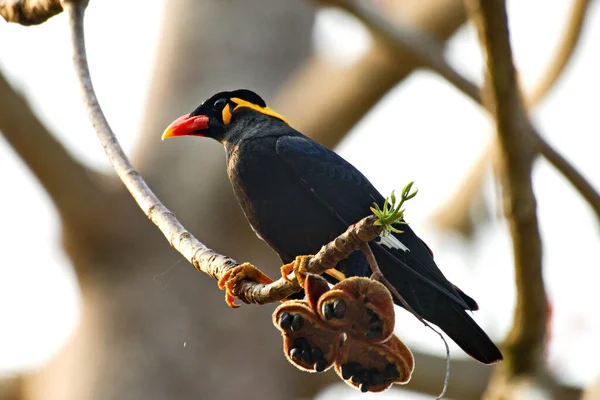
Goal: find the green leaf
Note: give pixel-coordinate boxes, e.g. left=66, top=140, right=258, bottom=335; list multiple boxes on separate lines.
left=370, top=181, right=418, bottom=237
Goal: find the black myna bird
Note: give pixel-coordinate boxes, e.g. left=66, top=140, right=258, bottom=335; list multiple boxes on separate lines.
left=162, top=89, right=503, bottom=364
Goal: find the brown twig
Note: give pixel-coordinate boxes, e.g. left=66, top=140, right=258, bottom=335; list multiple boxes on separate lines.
left=276, top=0, right=468, bottom=147
left=237, top=216, right=383, bottom=304
left=0, top=0, right=62, bottom=25
left=337, top=0, right=481, bottom=103
left=434, top=0, right=595, bottom=235
left=465, top=0, right=547, bottom=389
left=525, top=0, right=592, bottom=107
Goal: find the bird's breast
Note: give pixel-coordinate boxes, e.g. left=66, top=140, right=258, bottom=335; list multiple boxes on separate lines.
left=226, top=137, right=344, bottom=262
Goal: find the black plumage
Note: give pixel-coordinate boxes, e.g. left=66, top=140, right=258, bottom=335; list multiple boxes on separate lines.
left=162, top=89, right=503, bottom=364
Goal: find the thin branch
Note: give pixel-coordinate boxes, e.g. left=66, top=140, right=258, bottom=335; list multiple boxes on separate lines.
left=433, top=0, right=596, bottom=235
left=525, top=0, right=593, bottom=107
left=63, top=0, right=235, bottom=284
left=0, top=0, right=62, bottom=25
left=431, top=146, right=492, bottom=236
left=0, top=68, right=106, bottom=224
left=63, top=0, right=387, bottom=307
left=534, top=133, right=600, bottom=218
left=465, top=0, right=547, bottom=384
left=338, top=0, right=481, bottom=103
left=237, top=216, right=383, bottom=304
left=277, top=0, right=469, bottom=146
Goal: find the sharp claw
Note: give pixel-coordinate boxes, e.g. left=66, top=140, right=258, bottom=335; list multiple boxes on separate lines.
left=225, top=288, right=241, bottom=308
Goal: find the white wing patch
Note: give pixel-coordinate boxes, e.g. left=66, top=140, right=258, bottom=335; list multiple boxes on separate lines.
left=376, top=235, right=409, bottom=252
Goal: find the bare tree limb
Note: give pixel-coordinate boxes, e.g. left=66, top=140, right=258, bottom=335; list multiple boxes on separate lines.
left=0, top=375, right=25, bottom=400
left=0, top=0, right=62, bottom=25
left=534, top=134, right=600, bottom=217
left=464, top=0, right=548, bottom=395
left=0, top=68, right=106, bottom=224
left=338, top=0, right=481, bottom=103
left=431, top=146, right=493, bottom=236
left=277, top=0, right=469, bottom=147
left=237, top=216, right=383, bottom=304
left=525, top=0, right=592, bottom=107
left=434, top=0, right=595, bottom=236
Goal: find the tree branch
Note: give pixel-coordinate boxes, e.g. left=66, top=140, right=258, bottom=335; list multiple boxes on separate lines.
left=277, top=0, right=469, bottom=147
left=0, top=68, right=106, bottom=224
left=464, top=0, right=548, bottom=393
left=433, top=0, right=595, bottom=236
left=0, top=0, right=62, bottom=25
left=525, top=0, right=592, bottom=107
left=337, top=0, right=481, bottom=103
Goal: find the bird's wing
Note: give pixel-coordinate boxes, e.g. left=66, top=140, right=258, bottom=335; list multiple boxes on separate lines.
left=275, top=135, right=467, bottom=308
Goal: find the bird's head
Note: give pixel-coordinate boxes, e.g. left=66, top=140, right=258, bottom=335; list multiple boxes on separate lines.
left=161, top=89, right=289, bottom=142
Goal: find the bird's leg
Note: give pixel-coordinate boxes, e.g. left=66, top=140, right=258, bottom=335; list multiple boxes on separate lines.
left=280, top=255, right=313, bottom=288
left=218, top=262, right=274, bottom=308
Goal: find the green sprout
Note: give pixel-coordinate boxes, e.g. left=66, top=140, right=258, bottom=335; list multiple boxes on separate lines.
left=370, top=181, right=418, bottom=236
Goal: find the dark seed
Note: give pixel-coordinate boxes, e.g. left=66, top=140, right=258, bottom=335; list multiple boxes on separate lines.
left=360, top=382, right=370, bottom=393
left=341, top=362, right=362, bottom=380
left=290, top=348, right=302, bottom=361
left=370, top=369, right=384, bottom=386
left=322, top=303, right=334, bottom=320
left=311, top=347, right=323, bottom=360
left=383, top=363, right=400, bottom=380
left=279, top=313, right=292, bottom=330
left=366, top=327, right=383, bottom=338
left=301, top=348, right=313, bottom=364
left=333, top=299, right=346, bottom=319
left=314, top=359, right=327, bottom=372
left=291, top=314, right=304, bottom=332
left=293, top=337, right=309, bottom=350
left=369, top=319, right=384, bottom=329
left=357, top=370, right=370, bottom=385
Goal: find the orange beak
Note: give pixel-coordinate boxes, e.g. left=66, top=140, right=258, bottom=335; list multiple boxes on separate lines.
left=162, top=114, right=210, bottom=140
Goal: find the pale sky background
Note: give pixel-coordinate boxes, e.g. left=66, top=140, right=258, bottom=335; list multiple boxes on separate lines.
left=0, top=0, right=599, bottom=395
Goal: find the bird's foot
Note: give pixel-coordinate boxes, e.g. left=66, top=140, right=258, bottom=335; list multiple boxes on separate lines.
left=218, top=263, right=274, bottom=308
left=281, top=255, right=313, bottom=287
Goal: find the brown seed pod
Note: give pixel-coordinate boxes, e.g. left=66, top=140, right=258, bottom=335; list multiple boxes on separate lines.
left=317, top=277, right=395, bottom=343
left=273, top=300, right=341, bottom=373
left=304, top=273, right=330, bottom=312
left=334, top=334, right=414, bottom=393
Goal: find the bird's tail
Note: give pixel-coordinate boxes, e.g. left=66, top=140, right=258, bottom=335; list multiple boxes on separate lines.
left=426, top=303, right=503, bottom=364
left=370, top=244, right=503, bottom=364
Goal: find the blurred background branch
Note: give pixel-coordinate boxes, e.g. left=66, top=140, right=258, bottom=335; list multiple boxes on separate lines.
left=0, top=70, right=106, bottom=231
left=464, top=0, right=549, bottom=397
left=433, top=0, right=595, bottom=237
left=276, top=0, right=467, bottom=147
left=337, top=0, right=481, bottom=102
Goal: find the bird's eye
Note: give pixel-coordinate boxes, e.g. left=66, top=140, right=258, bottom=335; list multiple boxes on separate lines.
left=213, top=98, right=227, bottom=111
